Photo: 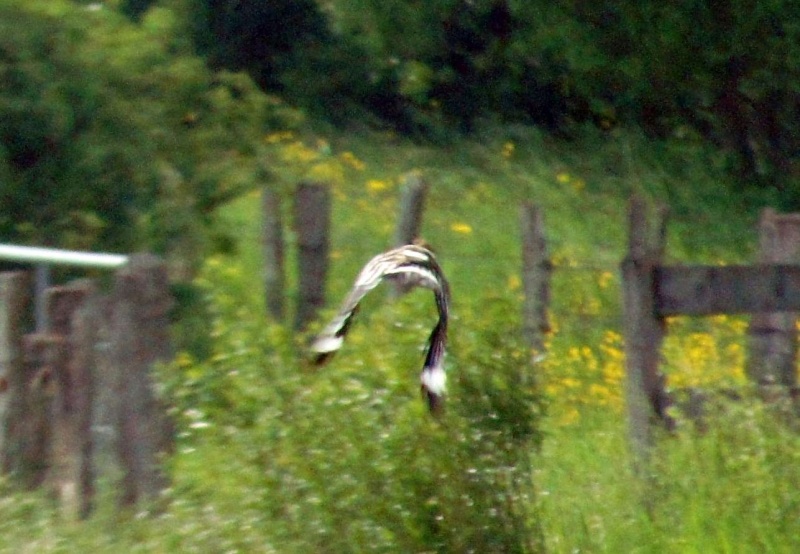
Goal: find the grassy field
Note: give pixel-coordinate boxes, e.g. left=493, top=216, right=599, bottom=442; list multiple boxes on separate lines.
left=4, top=124, right=800, bottom=553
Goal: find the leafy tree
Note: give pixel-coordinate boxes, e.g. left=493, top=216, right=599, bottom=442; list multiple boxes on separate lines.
left=0, top=0, right=295, bottom=274
left=543, top=0, right=800, bottom=202
left=321, top=0, right=800, bottom=201
left=188, top=0, right=384, bottom=125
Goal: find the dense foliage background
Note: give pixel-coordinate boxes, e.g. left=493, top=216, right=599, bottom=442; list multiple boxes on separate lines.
left=3, top=0, right=800, bottom=264
left=188, top=0, right=800, bottom=196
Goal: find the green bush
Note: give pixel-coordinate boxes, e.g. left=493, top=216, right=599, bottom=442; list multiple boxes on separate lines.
left=160, top=264, right=545, bottom=552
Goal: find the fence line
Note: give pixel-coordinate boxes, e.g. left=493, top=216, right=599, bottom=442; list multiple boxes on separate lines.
left=621, top=195, right=800, bottom=470
left=261, top=187, right=286, bottom=320
left=747, top=208, right=800, bottom=388
left=6, top=183, right=792, bottom=519
left=391, top=174, right=429, bottom=297
left=261, top=181, right=553, bottom=360
left=293, top=182, right=331, bottom=331
left=259, top=181, right=797, bottom=467
left=0, top=253, right=173, bottom=519
left=520, top=202, right=551, bottom=359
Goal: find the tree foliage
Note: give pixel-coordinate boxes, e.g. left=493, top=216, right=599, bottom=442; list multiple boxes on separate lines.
left=539, top=1, right=800, bottom=194
left=3, top=0, right=799, bottom=261
left=0, top=0, right=296, bottom=273
left=189, top=0, right=799, bottom=199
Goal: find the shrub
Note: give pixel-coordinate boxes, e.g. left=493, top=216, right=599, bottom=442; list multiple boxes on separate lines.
left=161, top=262, right=545, bottom=552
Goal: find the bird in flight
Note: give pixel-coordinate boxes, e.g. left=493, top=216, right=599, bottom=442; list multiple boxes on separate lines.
left=310, top=244, right=451, bottom=414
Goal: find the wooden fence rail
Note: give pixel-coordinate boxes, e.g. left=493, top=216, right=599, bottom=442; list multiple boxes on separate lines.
left=0, top=254, right=174, bottom=518
left=622, top=196, right=800, bottom=466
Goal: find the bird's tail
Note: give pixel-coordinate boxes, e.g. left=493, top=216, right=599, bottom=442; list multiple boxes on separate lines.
left=421, top=366, right=446, bottom=415
left=420, top=319, right=447, bottom=415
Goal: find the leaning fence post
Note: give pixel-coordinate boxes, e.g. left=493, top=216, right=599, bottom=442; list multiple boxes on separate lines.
left=520, top=202, right=552, bottom=363
left=747, top=208, right=800, bottom=393
left=294, top=182, right=331, bottom=330
left=109, top=254, right=174, bottom=508
left=45, top=280, right=96, bottom=519
left=262, top=186, right=286, bottom=321
left=621, top=196, right=671, bottom=470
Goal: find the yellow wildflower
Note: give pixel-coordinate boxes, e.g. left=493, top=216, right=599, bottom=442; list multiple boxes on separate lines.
left=450, top=222, right=473, bottom=234
left=340, top=151, right=366, bottom=171
left=597, top=271, right=614, bottom=289
left=366, top=179, right=390, bottom=193
left=308, top=162, right=344, bottom=185
left=264, top=130, right=294, bottom=144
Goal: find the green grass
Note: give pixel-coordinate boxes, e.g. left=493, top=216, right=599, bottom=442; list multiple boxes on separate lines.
left=1, top=123, right=792, bottom=553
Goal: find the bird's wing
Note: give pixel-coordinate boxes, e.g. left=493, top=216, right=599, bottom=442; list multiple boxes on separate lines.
left=309, top=244, right=451, bottom=414
left=309, top=249, right=402, bottom=362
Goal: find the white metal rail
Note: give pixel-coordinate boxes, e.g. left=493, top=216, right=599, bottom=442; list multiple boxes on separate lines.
left=0, top=244, right=129, bottom=331
left=0, top=244, right=128, bottom=268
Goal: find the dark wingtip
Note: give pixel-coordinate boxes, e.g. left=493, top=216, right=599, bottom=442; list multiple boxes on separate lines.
left=421, top=385, right=445, bottom=417
left=312, top=351, right=335, bottom=366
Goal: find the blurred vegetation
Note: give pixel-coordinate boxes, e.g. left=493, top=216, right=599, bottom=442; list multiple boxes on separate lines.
left=3, top=0, right=799, bottom=261
left=0, top=0, right=300, bottom=276
left=157, top=279, right=544, bottom=552
left=2, top=1, right=800, bottom=552
left=187, top=0, right=800, bottom=204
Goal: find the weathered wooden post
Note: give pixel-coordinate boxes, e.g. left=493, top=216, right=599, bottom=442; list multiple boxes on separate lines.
left=0, top=271, right=46, bottom=488
left=262, top=186, right=286, bottom=321
left=294, top=182, right=331, bottom=330
left=520, top=202, right=552, bottom=363
left=621, top=196, right=671, bottom=469
left=18, top=335, right=52, bottom=489
left=747, top=209, right=800, bottom=393
left=109, top=254, right=174, bottom=508
left=45, top=280, right=97, bottom=519
left=391, top=173, right=429, bottom=297
left=393, top=173, right=428, bottom=247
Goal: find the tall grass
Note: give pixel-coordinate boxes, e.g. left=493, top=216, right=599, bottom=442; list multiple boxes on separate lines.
left=1, top=124, right=791, bottom=552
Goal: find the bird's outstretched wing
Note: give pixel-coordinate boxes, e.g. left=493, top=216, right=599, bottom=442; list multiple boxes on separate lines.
left=310, top=244, right=450, bottom=413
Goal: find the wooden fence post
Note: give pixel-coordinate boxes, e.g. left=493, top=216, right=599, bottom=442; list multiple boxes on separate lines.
left=45, top=280, right=96, bottom=519
left=18, top=335, right=52, bottom=489
left=747, top=209, right=800, bottom=392
left=621, top=196, right=671, bottom=469
left=109, top=254, right=174, bottom=508
left=392, top=173, right=429, bottom=297
left=294, top=182, right=331, bottom=330
left=0, top=271, right=44, bottom=488
left=262, top=186, right=286, bottom=321
left=520, top=202, right=552, bottom=363
left=393, top=173, right=428, bottom=247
